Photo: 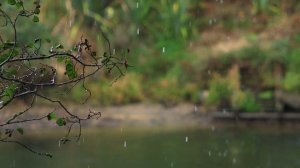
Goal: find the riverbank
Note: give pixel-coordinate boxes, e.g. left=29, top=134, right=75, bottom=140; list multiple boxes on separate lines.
left=3, top=103, right=300, bottom=130
left=0, top=103, right=210, bottom=129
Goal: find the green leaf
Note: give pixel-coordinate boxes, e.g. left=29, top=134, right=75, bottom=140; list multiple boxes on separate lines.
left=34, top=8, right=40, bottom=14
left=32, top=15, right=39, bottom=22
left=3, top=84, right=17, bottom=98
left=65, top=59, right=77, bottom=79
left=10, top=49, right=19, bottom=57
left=47, top=112, right=57, bottom=121
left=0, top=53, right=10, bottom=64
left=17, top=128, right=24, bottom=135
left=55, top=44, right=64, bottom=49
left=27, top=43, right=34, bottom=48
left=56, top=118, right=66, bottom=126
left=7, top=0, right=16, bottom=5
left=16, top=1, right=23, bottom=8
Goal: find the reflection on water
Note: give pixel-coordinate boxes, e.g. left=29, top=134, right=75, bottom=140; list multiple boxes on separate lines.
left=1, top=126, right=300, bottom=168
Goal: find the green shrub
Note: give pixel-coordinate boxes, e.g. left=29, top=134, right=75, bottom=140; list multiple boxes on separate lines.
left=205, top=75, right=231, bottom=106
left=231, top=91, right=261, bottom=112
left=283, top=72, right=300, bottom=92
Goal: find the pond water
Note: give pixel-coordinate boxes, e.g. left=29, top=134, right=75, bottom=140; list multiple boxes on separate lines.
left=1, top=125, right=300, bottom=168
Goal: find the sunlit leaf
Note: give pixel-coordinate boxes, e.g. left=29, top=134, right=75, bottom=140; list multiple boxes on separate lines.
left=47, top=112, right=57, bottom=121
left=3, top=84, right=17, bottom=99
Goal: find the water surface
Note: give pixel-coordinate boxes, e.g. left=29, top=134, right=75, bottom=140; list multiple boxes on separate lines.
left=1, top=126, right=300, bottom=168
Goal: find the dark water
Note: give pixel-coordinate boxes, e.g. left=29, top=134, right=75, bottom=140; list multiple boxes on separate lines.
left=1, top=126, right=300, bottom=168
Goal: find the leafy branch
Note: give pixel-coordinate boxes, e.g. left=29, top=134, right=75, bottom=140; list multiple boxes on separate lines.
left=0, top=0, right=129, bottom=157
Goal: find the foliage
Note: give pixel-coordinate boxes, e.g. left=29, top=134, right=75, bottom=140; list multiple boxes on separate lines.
left=205, top=75, right=231, bottom=106
left=231, top=91, right=262, bottom=113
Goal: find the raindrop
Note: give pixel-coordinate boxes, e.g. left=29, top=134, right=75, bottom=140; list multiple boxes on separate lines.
left=208, top=70, right=211, bottom=75
left=185, top=136, right=189, bottom=143
left=12, top=160, right=16, bottom=168
left=213, top=18, right=217, bottom=23
left=113, top=49, right=116, bottom=55
left=58, top=140, right=61, bottom=148
left=194, top=105, right=198, bottom=112
left=136, top=2, right=139, bottom=8
left=220, top=0, right=224, bottom=4
left=137, top=27, right=140, bottom=35
left=170, top=162, right=174, bottom=167
left=223, top=150, right=228, bottom=157
left=233, top=157, right=237, bottom=164
left=208, top=151, right=212, bottom=157
left=162, top=47, right=166, bottom=53
left=211, top=125, right=215, bottom=131
left=124, top=141, right=127, bottom=148
left=209, top=19, right=213, bottom=25
left=69, top=21, right=72, bottom=28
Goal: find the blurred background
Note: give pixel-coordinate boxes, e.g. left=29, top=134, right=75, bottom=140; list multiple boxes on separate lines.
left=14, top=0, right=300, bottom=113
left=2, top=0, right=300, bottom=167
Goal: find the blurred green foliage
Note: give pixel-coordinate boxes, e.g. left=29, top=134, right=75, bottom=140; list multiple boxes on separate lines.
left=8, top=0, right=300, bottom=112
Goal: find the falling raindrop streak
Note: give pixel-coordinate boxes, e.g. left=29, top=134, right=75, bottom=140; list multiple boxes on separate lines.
left=223, top=150, right=228, bottom=157
left=162, top=47, right=166, bottom=53
left=12, top=160, right=16, bottom=168
left=211, top=125, right=215, bottom=131
left=185, top=136, right=189, bottom=143
left=137, top=27, right=140, bottom=35
left=136, top=2, right=139, bottom=8
left=124, top=141, right=127, bottom=148
left=58, top=140, right=61, bottom=148
left=208, top=151, right=212, bottom=157
left=194, top=105, right=198, bottom=112
left=233, top=158, right=237, bottom=164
